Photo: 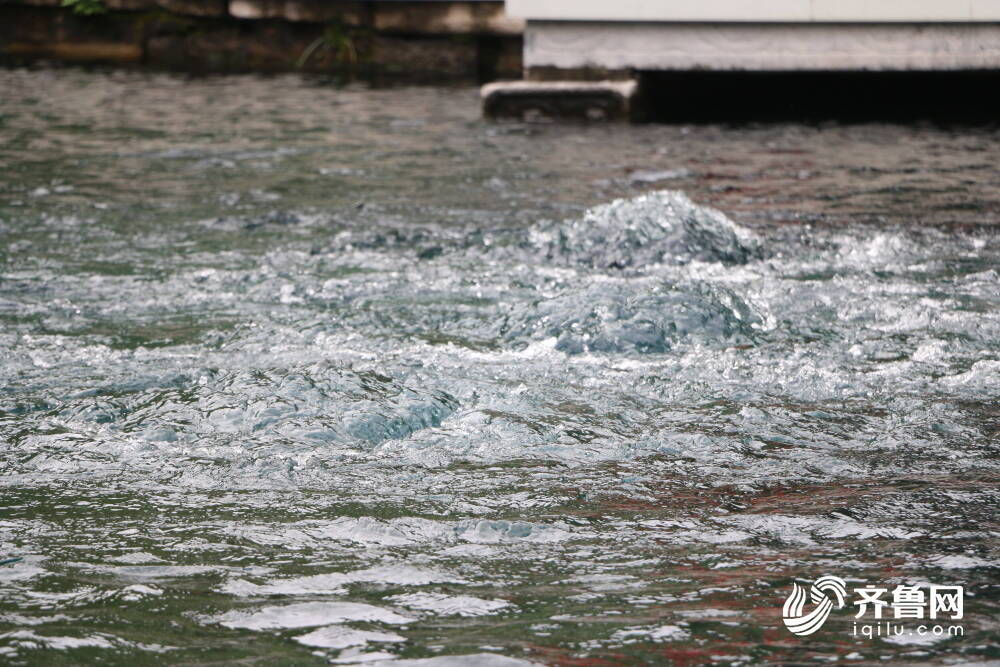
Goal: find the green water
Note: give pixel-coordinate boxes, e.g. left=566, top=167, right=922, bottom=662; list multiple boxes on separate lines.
left=1, top=68, right=998, bottom=666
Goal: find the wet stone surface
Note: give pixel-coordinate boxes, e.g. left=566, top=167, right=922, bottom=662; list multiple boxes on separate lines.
left=0, top=69, right=998, bottom=665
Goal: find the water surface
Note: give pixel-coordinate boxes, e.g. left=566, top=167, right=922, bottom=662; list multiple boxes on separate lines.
left=1, top=69, right=998, bottom=665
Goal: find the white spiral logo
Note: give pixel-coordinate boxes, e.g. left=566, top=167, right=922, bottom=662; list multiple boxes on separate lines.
left=782, top=575, right=848, bottom=636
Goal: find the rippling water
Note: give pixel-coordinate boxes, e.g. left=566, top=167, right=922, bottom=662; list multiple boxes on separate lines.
left=1, top=69, right=998, bottom=665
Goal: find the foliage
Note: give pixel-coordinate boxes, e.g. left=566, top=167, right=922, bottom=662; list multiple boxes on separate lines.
left=61, top=0, right=107, bottom=15
left=296, top=22, right=359, bottom=69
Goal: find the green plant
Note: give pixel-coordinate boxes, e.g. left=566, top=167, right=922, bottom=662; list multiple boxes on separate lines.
left=296, top=22, right=358, bottom=69
left=61, top=0, right=107, bottom=15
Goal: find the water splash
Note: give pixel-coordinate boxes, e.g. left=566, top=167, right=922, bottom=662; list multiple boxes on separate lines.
left=526, top=190, right=761, bottom=268
left=1, top=69, right=997, bottom=665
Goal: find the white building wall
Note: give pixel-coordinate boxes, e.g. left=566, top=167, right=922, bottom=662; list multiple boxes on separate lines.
left=507, top=0, right=1000, bottom=22
left=526, top=22, right=1000, bottom=71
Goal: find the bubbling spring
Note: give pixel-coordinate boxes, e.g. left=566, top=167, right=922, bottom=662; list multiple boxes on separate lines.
left=1, top=70, right=998, bottom=666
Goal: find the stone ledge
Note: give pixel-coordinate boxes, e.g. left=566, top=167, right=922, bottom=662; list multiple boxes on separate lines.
left=4, top=40, right=142, bottom=60
left=155, top=0, right=227, bottom=17
left=0, top=3, right=523, bottom=77
left=11, top=0, right=228, bottom=15
left=7, top=0, right=522, bottom=34
left=104, top=0, right=155, bottom=9
left=228, top=0, right=367, bottom=24
left=481, top=80, right=638, bottom=121
left=374, top=2, right=523, bottom=35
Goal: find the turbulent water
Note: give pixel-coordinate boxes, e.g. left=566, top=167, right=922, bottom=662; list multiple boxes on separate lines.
left=1, top=69, right=998, bottom=665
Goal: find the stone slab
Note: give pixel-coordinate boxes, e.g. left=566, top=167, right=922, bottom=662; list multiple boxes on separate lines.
left=374, top=2, right=523, bottom=36
left=225, top=0, right=522, bottom=34
left=372, top=35, right=479, bottom=77
left=228, top=0, right=366, bottom=24
left=481, top=79, right=638, bottom=121
left=9, top=0, right=63, bottom=7
left=153, top=0, right=226, bottom=18
left=4, top=41, right=142, bottom=61
left=104, top=0, right=157, bottom=10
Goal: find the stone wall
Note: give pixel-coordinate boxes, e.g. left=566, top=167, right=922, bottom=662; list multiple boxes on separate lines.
left=0, top=0, right=523, bottom=79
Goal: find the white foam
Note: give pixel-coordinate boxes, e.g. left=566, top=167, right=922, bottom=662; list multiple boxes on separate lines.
left=294, top=625, right=405, bottom=650
left=1, top=630, right=115, bottom=650
left=220, top=564, right=465, bottom=597
left=117, top=584, right=163, bottom=601
left=109, top=552, right=165, bottom=564
left=926, top=555, right=998, bottom=569
left=360, top=655, right=536, bottom=667
left=332, top=649, right=400, bottom=664
left=882, top=631, right=948, bottom=647
left=226, top=518, right=575, bottom=549
left=211, top=602, right=415, bottom=630
left=721, top=514, right=921, bottom=546
left=102, top=565, right=223, bottom=579
left=0, top=561, right=46, bottom=583
left=611, top=624, right=689, bottom=643
left=388, top=593, right=511, bottom=617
